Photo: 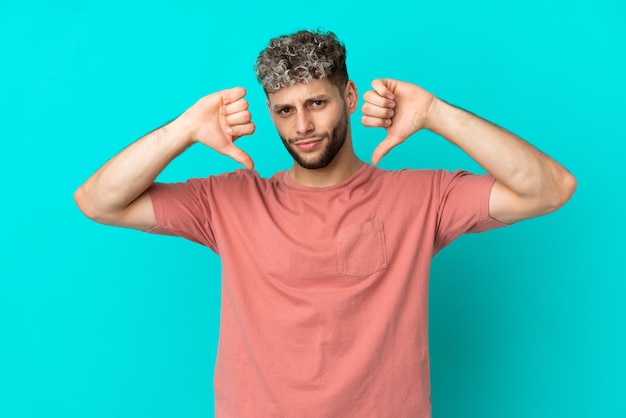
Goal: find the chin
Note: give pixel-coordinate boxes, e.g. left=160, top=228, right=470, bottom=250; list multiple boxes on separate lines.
left=292, top=145, right=341, bottom=170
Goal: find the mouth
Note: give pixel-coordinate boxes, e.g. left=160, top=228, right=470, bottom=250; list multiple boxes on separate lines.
left=293, top=136, right=325, bottom=152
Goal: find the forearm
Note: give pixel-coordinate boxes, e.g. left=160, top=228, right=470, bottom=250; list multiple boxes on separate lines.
left=426, top=99, right=576, bottom=208
left=75, top=117, right=192, bottom=220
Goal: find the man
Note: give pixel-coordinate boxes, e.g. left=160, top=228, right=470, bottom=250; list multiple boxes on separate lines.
left=75, top=30, right=576, bottom=417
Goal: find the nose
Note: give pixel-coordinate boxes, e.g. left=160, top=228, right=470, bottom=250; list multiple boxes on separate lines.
left=295, top=111, right=314, bottom=135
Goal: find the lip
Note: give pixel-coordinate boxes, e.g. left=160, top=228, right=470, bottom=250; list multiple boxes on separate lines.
left=294, top=137, right=324, bottom=151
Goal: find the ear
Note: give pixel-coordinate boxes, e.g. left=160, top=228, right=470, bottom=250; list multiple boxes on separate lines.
left=344, top=81, right=358, bottom=114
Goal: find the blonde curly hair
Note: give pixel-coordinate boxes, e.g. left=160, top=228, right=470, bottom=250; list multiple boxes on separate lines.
left=255, top=29, right=348, bottom=94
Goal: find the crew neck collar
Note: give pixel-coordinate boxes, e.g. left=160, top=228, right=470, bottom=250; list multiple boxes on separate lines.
left=280, top=163, right=374, bottom=192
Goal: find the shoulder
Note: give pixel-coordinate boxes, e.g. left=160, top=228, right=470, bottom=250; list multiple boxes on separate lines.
left=200, top=169, right=287, bottom=202
left=370, top=168, right=493, bottom=201
left=371, top=167, right=445, bottom=187
left=208, top=169, right=263, bottom=184
left=184, top=169, right=271, bottom=190
left=152, top=169, right=276, bottom=199
left=376, top=167, right=487, bottom=184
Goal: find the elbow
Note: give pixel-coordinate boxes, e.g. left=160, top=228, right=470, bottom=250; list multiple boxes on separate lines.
left=74, top=185, right=104, bottom=223
left=74, top=185, right=92, bottom=219
left=562, top=171, right=577, bottom=202
left=498, top=164, right=576, bottom=222
left=544, top=170, right=577, bottom=214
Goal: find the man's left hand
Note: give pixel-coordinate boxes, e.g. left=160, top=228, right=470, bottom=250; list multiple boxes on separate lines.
left=361, top=78, right=436, bottom=165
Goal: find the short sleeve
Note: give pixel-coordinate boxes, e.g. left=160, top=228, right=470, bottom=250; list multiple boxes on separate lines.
left=433, top=170, right=507, bottom=253
left=146, top=178, right=218, bottom=252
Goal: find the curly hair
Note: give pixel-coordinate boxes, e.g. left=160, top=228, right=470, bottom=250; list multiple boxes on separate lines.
left=254, top=30, right=348, bottom=94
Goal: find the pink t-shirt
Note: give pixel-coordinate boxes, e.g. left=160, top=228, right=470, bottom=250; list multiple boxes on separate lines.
left=148, top=165, right=505, bottom=417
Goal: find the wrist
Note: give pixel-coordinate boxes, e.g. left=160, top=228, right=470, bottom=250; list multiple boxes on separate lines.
left=424, top=97, right=446, bottom=133
left=424, top=98, right=464, bottom=136
left=165, top=113, right=196, bottom=148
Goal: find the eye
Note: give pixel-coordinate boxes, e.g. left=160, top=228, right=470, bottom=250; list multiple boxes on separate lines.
left=311, top=100, right=326, bottom=108
left=278, top=107, right=292, bottom=116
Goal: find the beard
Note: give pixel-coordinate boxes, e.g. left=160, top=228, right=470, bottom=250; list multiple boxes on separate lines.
left=279, top=109, right=349, bottom=170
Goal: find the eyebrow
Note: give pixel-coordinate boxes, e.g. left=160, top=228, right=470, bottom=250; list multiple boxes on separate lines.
left=272, top=95, right=331, bottom=111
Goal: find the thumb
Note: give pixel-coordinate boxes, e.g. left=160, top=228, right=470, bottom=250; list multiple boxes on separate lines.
left=220, top=143, right=255, bottom=170
left=371, top=135, right=403, bottom=166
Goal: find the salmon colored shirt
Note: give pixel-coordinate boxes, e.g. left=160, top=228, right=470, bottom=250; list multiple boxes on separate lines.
left=148, top=164, right=505, bottom=417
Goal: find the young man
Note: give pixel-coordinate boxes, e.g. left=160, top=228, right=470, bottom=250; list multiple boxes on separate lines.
left=75, top=30, right=576, bottom=417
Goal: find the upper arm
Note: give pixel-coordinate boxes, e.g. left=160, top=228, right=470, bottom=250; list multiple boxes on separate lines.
left=112, top=190, right=157, bottom=231
left=75, top=187, right=157, bottom=232
left=433, top=171, right=508, bottom=252
left=488, top=180, right=558, bottom=225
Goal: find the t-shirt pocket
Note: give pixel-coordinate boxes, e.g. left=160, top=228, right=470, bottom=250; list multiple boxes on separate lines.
left=336, top=219, right=387, bottom=277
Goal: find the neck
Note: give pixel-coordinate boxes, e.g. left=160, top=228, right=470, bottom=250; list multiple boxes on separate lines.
left=289, top=143, right=363, bottom=188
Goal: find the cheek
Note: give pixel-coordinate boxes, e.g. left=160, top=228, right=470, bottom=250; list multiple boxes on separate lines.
left=323, top=113, right=343, bottom=132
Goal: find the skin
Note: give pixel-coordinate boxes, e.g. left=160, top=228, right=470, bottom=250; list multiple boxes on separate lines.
left=74, top=77, right=576, bottom=231
left=360, top=79, right=577, bottom=223
left=73, top=87, right=255, bottom=231
left=267, top=79, right=362, bottom=187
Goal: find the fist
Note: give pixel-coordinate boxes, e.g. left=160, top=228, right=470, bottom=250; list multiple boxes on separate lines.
left=361, top=79, right=435, bottom=164
left=181, top=87, right=256, bottom=169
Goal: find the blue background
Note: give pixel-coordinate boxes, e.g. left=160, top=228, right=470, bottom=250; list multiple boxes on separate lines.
left=1, top=0, right=624, bottom=416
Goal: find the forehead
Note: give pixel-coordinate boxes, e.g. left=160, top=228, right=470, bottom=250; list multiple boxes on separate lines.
left=268, top=78, right=340, bottom=107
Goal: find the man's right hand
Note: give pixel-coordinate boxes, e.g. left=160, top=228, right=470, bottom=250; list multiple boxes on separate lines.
left=177, top=87, right=256, bottom=170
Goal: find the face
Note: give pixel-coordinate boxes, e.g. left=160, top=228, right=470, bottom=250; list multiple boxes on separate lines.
left=268, top=79, right=356, bottom=170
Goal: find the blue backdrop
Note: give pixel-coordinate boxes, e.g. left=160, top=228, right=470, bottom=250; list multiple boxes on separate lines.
left=1, top=1, right=624, bottom=417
